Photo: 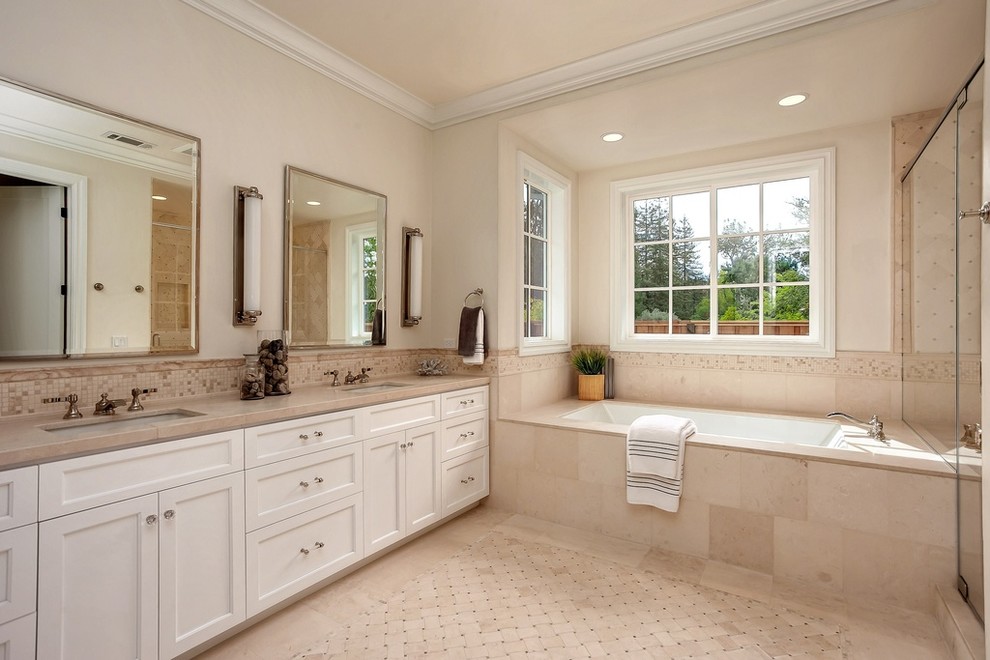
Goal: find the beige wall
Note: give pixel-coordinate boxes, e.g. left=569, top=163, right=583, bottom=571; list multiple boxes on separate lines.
left=0, top=0, right=433, bottom=361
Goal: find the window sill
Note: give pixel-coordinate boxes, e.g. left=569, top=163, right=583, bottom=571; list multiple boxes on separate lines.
left=519, top=339, right=571, bottom=357
left=610, top=335, right=834, bottom=358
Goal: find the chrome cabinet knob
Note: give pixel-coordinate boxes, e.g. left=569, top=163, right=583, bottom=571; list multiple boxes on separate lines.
left=300, top=480, right=310, bottom=488
left=314, top=430, right=324, bottom=438
left=459, top=399, right=475, bottom=405
left=459, top=431, right=475, bottom=439
left=146, top=514, right=158, bottom=525
left=163, top=509, right=175, bottom=520
left=299, top=433, right=309, bottom=440
left=314, top=476, right=324, bottom=483
left=460, top=476, right=476, bottom=484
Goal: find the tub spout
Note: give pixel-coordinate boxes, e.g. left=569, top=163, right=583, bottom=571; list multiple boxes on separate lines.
left=826, top=411, right=887, bottom=444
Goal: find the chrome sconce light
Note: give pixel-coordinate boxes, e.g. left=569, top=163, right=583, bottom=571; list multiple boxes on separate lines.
left=233, top=185, right=263, bottom=326
left=401, top=226, right=423, bottom=326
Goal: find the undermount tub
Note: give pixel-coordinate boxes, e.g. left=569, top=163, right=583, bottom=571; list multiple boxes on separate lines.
left=537, top=399, right=964, bottom=474
left=562, top=401, right=844, bottom=447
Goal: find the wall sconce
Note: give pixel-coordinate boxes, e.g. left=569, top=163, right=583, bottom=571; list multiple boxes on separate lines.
left=402, top=226, right=423, bottom=326
left=233, top=185, right=263, bottom=326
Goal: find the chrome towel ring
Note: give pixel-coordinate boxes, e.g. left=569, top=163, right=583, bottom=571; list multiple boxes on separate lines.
left=464, top=288, right=484, bottom=307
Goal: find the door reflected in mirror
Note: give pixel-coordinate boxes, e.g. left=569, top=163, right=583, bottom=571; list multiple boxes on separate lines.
left=284, top=167, right=386, bottom=348
left=0, top=76, right=199, bottom=359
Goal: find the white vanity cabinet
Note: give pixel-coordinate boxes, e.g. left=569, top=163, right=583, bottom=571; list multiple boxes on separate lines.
left=244, top=438, right=364, bottom=616
left=439, top=387, right=489, bottom=519
left=37, top=431, right=245, bottom=660
left=363, top=422, right=442, bottom=555
left=0, top=466, right=39, bottom=660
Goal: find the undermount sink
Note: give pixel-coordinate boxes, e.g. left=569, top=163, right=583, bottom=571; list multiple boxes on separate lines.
left=337, top=382, right=411, bottom=394
left=41, top=409, right=205, bottom=436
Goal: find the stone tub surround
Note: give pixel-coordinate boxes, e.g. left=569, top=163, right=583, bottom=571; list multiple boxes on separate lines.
left=492, top=401, right=962, bottom=615
left=0, top=374, right=488, bottom=468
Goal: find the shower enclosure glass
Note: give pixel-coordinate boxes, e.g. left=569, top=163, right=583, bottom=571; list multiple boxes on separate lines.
left=901, top=61, right=984, bottom=622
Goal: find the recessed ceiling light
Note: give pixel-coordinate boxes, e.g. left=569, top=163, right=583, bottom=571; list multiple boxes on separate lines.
left=151, top=194, right=167, bottom=201
left=601, top=132, right=624, bottom=143
left=778, top=93, right=808, bottom=107
left=306, top=200, right=321, bottom=206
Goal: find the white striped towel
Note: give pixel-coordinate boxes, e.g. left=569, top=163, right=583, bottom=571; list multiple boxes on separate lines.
left=626, top=414, right=697, bottom=479
left=626, top=466, right=683, bottom=513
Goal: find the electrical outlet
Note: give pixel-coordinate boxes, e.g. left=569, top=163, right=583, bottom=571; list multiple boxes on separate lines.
left=111, top=335, right=128, bottom=348
left=442, top=338, right=456, bottom=349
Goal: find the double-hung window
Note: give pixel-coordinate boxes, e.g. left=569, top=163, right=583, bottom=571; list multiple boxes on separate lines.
left=611, top=149, right=834, bottom=356
left=520, top=153, right=570, bottom=354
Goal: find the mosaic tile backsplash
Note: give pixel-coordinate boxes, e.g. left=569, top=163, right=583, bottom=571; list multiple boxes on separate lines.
left=0, top=345, right=909, bottom=419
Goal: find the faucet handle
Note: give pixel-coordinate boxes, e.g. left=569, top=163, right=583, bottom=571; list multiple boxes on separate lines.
left=323, top=370, right=340, bottom=387
left=63, top=393, right=83, bottom=420
left=128, top=387, right=144, bottom=412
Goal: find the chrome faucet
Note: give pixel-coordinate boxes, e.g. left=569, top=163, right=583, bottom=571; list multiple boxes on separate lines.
left=343, top=370, right=358, bottom=385
left=93, top=393, right=117, bottom=416
left=358, top=367, right=372, bottom=383
left=324, top=370, right=340, bottom=387
left=826, top=411, right=887, bottom=444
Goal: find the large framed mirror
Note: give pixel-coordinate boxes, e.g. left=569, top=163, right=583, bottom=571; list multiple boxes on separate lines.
left=284, top=166, right=386, bottom=347
left=0, top=76, right=200, bottom=359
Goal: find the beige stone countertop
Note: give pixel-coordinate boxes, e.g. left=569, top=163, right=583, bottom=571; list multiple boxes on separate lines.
left=0, top=374, right=489, bottom=469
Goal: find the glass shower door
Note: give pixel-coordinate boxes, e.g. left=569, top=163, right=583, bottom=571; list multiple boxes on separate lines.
left=901, top=61, right=984, bottom=623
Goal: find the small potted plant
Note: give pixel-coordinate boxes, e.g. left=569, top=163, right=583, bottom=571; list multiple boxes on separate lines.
left=571, top=347, right=608, bottom=401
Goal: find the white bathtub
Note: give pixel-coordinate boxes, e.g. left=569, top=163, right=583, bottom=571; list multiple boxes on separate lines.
left=562, top=401, right=845, bottom=447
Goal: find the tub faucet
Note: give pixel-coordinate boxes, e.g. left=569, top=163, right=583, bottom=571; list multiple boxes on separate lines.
left=826, top=411, right=887, bottom=444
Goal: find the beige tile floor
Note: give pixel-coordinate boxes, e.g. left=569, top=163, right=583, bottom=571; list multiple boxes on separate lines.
left=196, top=506, right=953, bottom=659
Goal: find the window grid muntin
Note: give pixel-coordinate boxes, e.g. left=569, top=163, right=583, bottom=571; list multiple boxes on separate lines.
left=523, top=179, right=550, bottom=340
left=631, top=175, right=813, bottom=337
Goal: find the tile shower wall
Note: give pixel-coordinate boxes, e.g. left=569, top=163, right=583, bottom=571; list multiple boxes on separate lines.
left=489, top=420, right=958, bottom=613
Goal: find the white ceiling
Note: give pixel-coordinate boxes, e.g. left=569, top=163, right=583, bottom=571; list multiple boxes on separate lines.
left=181, top=0, right=984, bottom=171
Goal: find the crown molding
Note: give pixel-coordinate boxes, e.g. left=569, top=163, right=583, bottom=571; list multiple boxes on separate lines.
left=179, top=0, right=435, bottom=127
left=182, top=0, right=931, bottom=129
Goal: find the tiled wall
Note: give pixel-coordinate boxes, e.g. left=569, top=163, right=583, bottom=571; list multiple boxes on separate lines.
left=0, top=348, right=479, bottom=418
left=489, top=419, right=961, bottom=613
left=0, top=343, right=916, bottom=423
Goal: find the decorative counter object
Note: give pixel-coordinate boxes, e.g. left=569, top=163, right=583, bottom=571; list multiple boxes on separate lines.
left=240, top=354, right=265, bottom=400
left=571, top=347, right=608, bottom=401
left=258, top=337, right=290, bottom=395
left=417, top=358, right=448, bottom=376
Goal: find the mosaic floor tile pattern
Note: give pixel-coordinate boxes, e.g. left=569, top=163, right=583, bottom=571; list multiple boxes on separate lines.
left=296, top=531, right=844, bottom=659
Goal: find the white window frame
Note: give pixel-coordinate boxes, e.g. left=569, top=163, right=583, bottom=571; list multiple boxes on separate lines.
left=519, top=152, right=571, bottom=355
left=610, top=148, right=835, bottom=357
left=347, top=222, right=377, bottom=342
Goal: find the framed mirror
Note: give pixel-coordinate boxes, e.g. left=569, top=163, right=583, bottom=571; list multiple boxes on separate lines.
left=0, top=76, right=200, bottom=359
left=284, top=166, right=386, bottom=347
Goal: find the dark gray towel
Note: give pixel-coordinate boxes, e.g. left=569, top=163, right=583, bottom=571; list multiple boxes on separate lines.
left=371, top=309, right=385, bottom=345
left=458, top=306, right=486, bottom=357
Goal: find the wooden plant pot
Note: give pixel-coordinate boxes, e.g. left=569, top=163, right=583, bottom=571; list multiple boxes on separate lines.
left=577, top=374, right=605, bottom=401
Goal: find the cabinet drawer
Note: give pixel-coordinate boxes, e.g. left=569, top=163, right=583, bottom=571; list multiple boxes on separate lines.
left=39, top=430, right=244, bottom=519
left=441, top=448, right=489, bottom=517
left=245, top=442, right=363, bottom=531
left=441, top=387, right=488, bottom=419
left=0, top=525, right=37, bottom=627
left=246, top=494, right=363, bottom=617
left=0, top=466, right=37, bottom=532
left=0, top=613, right=35, bottom=660
left=245, top=410, right=359, bottom=468
left=441, top=414, right=488, bottom=461
left=362, top=395, right=439, bottom=438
